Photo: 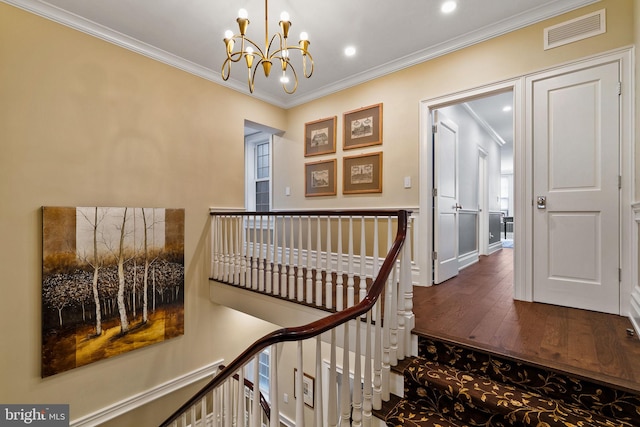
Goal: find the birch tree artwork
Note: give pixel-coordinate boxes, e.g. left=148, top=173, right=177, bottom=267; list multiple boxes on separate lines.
left=41, top=206, right=185, bottom=377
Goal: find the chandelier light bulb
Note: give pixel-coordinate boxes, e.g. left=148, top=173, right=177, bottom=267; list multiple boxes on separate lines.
left=245, top=46, right=254, bottom=55
left=224, top=30, right=234, bottom=39
left=280, top=11, right=290, bottom=22
left=238, top=8, right=248, bottom=19
left=300, top=32, right=309, bottom=41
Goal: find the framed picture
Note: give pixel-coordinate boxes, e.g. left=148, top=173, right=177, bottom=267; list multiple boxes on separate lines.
left=343, top=152, right=383, bottom=194
left=294, top=369, right=315, bottom=408
left=305, top=116, right=337, bottom=157
left=305, top=159, right=337, bottom=197
left=343, top=103, right=382, bottom=150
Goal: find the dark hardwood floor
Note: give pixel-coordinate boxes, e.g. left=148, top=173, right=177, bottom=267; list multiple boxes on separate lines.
left=412, top=248, right=640, bottom=393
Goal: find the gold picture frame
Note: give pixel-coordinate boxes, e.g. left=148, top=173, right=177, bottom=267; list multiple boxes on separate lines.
left=305, top=159, right=337, bottom=197
left=304, top=116, right=337, bottom=157
left=343, top=103, right=382, bottom=150
left=343, top=152, right=383, bottom=194
left=294, top=369, right=315, bottom=408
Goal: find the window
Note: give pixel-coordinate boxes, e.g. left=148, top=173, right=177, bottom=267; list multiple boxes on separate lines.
left=245, top=348, right=270, bottom=401
left=246, top=132, right=272, bottom=212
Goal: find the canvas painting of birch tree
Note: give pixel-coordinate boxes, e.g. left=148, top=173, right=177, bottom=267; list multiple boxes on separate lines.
left=41, top=206, right=185, bottom=377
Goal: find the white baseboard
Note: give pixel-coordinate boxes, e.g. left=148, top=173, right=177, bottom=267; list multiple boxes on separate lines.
left=70, top=359, right=223, bottom=427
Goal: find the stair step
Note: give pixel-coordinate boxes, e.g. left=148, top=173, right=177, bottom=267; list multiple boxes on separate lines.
left=403, top=358, right=629, bottom=426
left=380, top=335, right=640, bottom=426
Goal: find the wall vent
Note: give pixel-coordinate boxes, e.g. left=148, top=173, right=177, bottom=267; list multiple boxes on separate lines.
left=544, top=9, right=605, bottom=50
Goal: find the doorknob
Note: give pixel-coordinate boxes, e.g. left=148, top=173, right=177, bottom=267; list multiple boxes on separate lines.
left=453, top=203, right=463, bottom=210
left=537, top=196, right=546, bottom=209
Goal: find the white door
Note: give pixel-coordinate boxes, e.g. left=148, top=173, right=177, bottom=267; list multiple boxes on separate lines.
left=532, top=61, right=620, bottom=314
left=433, top=111, right=461, bottom=284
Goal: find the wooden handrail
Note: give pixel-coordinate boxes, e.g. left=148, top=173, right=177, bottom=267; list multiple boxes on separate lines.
left=161, top=209, right=409, bottom=426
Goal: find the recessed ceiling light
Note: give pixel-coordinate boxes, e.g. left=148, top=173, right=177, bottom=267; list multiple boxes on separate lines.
left=441, top=1, right=457, bottom=14
left=502, top=105, right=512, bottom=112
left=344, top=46, right=356, bottom=57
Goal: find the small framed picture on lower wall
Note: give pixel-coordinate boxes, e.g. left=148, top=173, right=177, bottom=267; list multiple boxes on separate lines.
left=294, top=368, right=315, bottom=408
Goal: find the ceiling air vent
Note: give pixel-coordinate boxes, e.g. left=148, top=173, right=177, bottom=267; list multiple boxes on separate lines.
left=544, top=9, right=605, bottom=50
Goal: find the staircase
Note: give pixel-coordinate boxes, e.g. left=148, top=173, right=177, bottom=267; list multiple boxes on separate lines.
left=381, top=334, right=640, bottom=426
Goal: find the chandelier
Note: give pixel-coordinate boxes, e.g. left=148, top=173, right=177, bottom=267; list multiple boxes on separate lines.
left=222, top=0, right=314, bottom=94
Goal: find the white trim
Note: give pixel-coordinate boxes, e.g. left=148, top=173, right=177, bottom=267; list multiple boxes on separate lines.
left=458, top=250, right=479, bottom=270
left=0, top=0, right=600, bottom=109
left=629, top=203, right=640, bottom=335
left=70, top=359, right=223, bottom=427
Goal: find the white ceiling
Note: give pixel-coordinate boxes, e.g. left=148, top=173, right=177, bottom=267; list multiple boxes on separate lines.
left=5, top=0, right=598, bottom=147
left=7, top=0, right=598, bottom=109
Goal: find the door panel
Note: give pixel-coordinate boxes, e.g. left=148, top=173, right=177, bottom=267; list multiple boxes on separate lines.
left=532, top=61, right=619, bottom=314
left=433, top=111, right=460, bottom=284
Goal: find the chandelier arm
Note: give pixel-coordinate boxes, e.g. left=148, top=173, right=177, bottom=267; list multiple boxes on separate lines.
left=281, top=61, right=298, bottom=94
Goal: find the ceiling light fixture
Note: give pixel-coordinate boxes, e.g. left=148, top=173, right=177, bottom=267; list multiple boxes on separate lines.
left=222, top=0, right=314, bottom=94
left=344, top=46, right=356, bottom=57
left=502, top=105, right=512, bottom=112
left=441, top=1, right=457, bottom=14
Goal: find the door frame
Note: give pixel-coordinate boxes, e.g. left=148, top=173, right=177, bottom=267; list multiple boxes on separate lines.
left=478, top=147, right=489, bottom=256
left=418, top=80, right=523, bottom=288
left=418, top=48, right=633, bottom=316
left=523, top=49, right=634, bottom=314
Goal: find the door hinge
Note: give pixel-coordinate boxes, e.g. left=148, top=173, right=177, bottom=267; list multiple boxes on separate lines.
left=619, top=268, right=622, bottom=282
left=432, top=124, right=438, bottom=133
left=433, top=188, right=438, bottom=197
left=619, top=175, right=622, bottom=189
left=617, top=81, right=622, bottom=95
left=432, top=251, right=438, bottom=260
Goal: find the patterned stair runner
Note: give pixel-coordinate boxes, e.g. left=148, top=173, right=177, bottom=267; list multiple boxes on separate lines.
left=384, top=336, right=640, bottom=426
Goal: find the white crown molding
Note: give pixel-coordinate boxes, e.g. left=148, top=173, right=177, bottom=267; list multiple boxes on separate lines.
left=70, top=359, right=223, bottom=426
left=462, top=103, right=507, bottom=147
left=3, top=0, right=599, bottom=110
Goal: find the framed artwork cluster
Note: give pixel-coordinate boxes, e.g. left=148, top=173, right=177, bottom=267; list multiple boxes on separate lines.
left=304, top=103, right=383, bottom=197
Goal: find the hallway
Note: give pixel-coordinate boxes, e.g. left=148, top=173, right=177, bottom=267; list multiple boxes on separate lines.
left=412, top=248, right=640, bottom=393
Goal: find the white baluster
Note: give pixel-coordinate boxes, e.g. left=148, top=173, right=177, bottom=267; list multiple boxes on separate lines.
left=224, top=379, right=231, bottom=427
left=212, top=215, right=220, bottom=280
left=259, top=215, right=265, bottom=292
left=381, top=219, right=393, bottom=401
left=237, top=367, right=245, bottom=427
left=328, top=330, right=338, bottom=427
left=252, top=354, right=260, bottom=427
left=396, top=224, right=406, bottom=361
left=352, top=319, right=362, bottom=427
left=363, top=312, right=373, bottom=426
left=239, top=216, right=247, bottom=287
left=265, top=215, right=272, bottom=294
left=234, top=216, right=241, bottom=285
left=372, top=217, right=383, bottom=410
left=200, top=395, right=207, bottom=427
left=325, top=217, right=333, bottom=309
left=306, top=216, right=313, bottom=304
left=347, top=216, right=355, bottom=308
left=403, top=216, right=415, bottom=357
left=280, top=216, right=288, bottom=298
left=252, top=215, right=259, bottom=290
left=213, top=387, right=220, bottom=427
left=389, top=261, right=399, bottom=366
left=297, top=216, right=304, bottom=301
left=359, top=216, right=367, bottom=304
left=289, top=216, right=296, bottom=299
left=190, top=404, right=196, bottom=427
left=340, top=322, right=351, bottom=427
left=273, top=216, right=279, bottom=296
left=316, top=216, right=323, bottom=306
left=335, top=217, right=344, bottom=311
left=222, top=216, right=230, bottom=283
left=315, top=336, right=324, bottom=427
left=269, top=344, right=279, bottom=427
left=296, top=342, right=305, bottom=427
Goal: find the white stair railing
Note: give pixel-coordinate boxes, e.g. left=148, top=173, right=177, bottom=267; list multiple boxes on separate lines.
left=162, top=210, right=411, bottom=427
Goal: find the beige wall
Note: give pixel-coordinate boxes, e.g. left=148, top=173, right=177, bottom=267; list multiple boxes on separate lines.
left=275, top=0, right=634, bottom=210
left=0, top=3, right=286, bottom=425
